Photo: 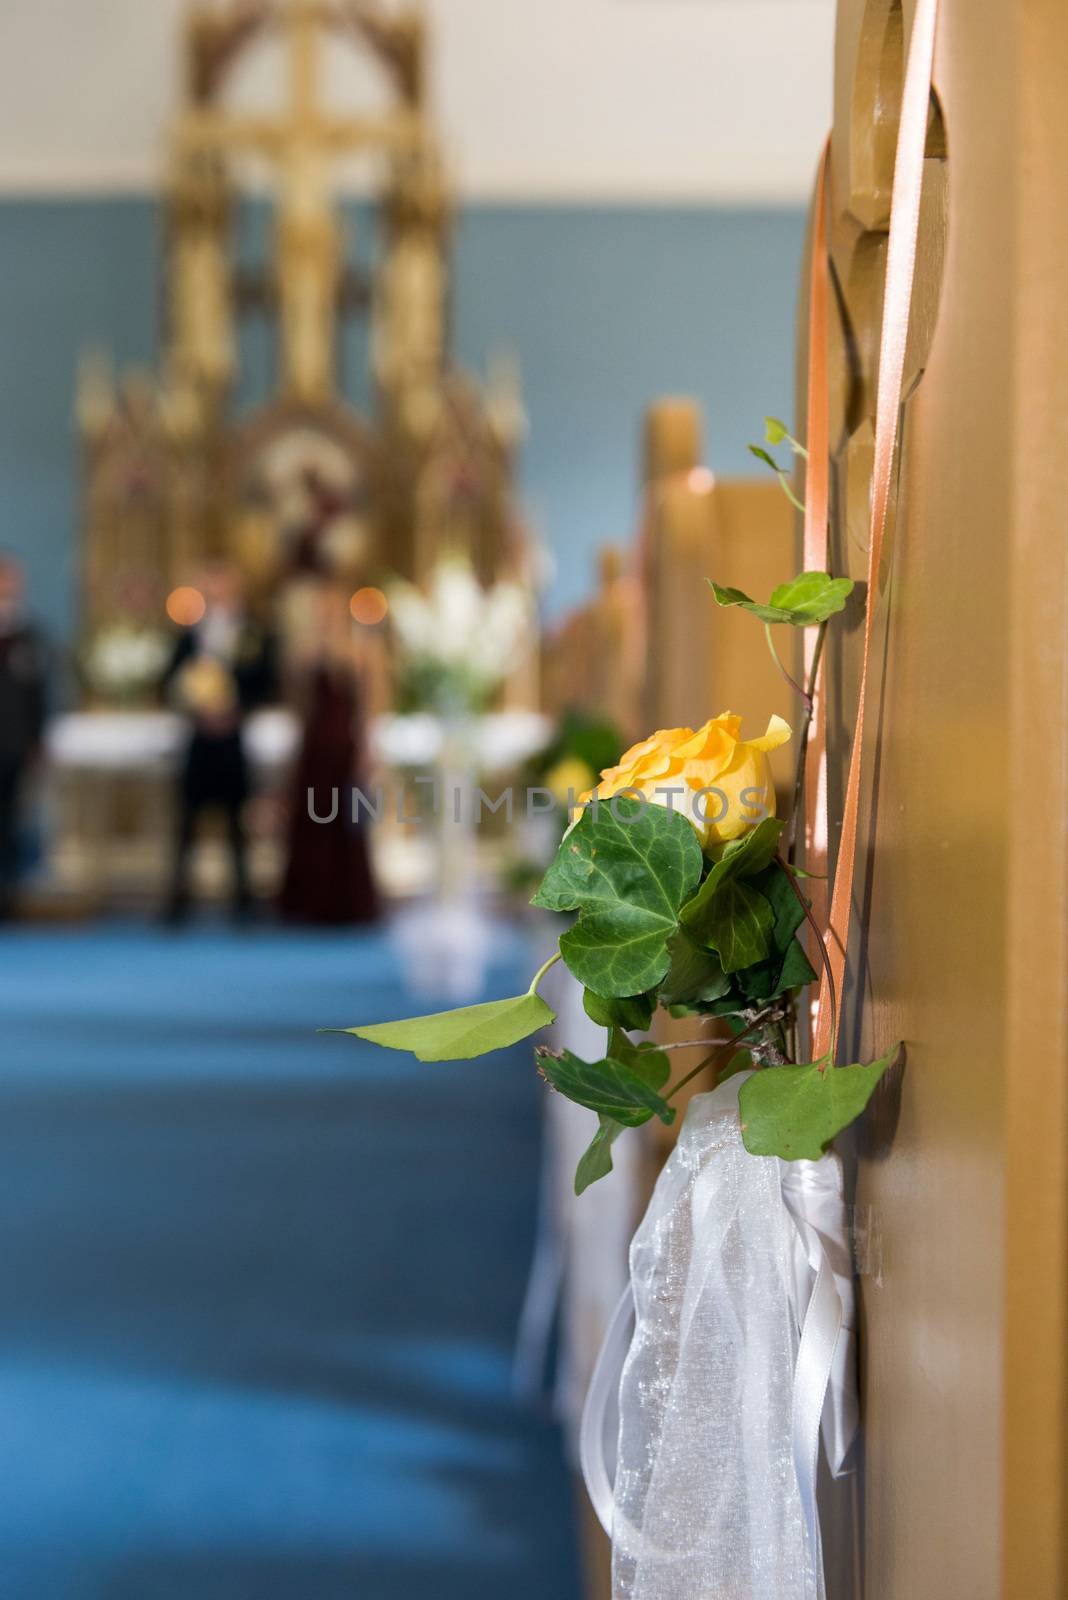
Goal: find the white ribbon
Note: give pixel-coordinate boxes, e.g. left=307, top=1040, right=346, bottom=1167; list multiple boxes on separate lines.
left=580, top=1074, right=857, bottom=1594
left=781, top=1154, right=858, bottom=1574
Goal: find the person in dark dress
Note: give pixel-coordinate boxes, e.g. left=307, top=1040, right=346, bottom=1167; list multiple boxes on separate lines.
left=0, top=555, right=47, bottom=920
left=164, top=562, right=276, bottom=923
left=279, top=578, right=380, bottom=925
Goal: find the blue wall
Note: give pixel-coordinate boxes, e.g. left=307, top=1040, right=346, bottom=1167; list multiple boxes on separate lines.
left=0, top=199, right=804, bottom=642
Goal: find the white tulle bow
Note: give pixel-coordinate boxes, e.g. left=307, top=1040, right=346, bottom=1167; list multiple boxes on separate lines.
left=580, top=1072, right=857, bottom=1599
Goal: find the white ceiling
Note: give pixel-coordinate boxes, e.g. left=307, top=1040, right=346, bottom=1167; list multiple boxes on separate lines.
left=0, top=0, right=835, bottom=203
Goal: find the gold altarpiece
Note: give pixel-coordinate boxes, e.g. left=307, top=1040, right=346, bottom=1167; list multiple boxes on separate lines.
left=76, top=0, right=529, bottom=644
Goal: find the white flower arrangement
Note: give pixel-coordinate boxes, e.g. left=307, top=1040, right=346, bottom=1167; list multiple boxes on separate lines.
left=389, top=560, right=534, bottom=715
left=83, top=622, right=171, bottom=705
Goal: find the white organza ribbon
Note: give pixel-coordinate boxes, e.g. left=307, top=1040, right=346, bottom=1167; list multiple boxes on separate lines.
left=580, top=1073, right=857, bottom=1599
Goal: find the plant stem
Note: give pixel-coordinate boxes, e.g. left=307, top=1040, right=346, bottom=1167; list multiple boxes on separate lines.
left=776, top=472, right=807, bottom=513
left=786, top=618, right=827, bottom=863
left=764, top=623, right=808, bottom=701
left=527, top=950, right=562, bottom=996
left=654, top=1038, right=738, bottom=1052
left=663, top=1007, right=782, bottom=1102
left=777, top=855, right=837, bottom=1064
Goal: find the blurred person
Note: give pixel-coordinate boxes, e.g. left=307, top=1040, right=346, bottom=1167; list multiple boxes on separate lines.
left=164, top=561, right=276, bottom=924
left=279, top=577, right=380, bottom=925
left=0, top=554, right=47, bottom=920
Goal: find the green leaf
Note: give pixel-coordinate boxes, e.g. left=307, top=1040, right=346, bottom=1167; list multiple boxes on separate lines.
left=713, top=820, right=785, bottom=879
left=747, top=443, right=780, bottom=472
left=703, top=989, right=761, bottom=1018
left=709, top=580, right=799, bottom=625
left=583, top=989, right=656, bottom=1032
left=717, top=1049, right=752, bottom=1085
left=679, top=818, right=783, bottom=944
left=708, top=572, right=854, bottom=628
left=709, top=581, right=790, bottom=623
left=339, top=991, right=555, bottom=1062
left=608, top=1031, right=671, bottom=1091
left=755, top=861, right=807, bottom=946
left=765, top=416, right=807, bottom=458
left=731, top=862, right=817, bottom=1002
left=575, top=1116, right=624, bottom=1194
left=532, top=797, right=703, bottom=998
left=739, top=1051, right=897, bottom=1159
left=537, top=1047, right=676, bottom=1127
left=738, top=935, right=818, bottom=1006
left=659, top=929, right=731, bottom=1007
left=775, top=936, right=819, bottom=991
left=700, top=877, right=775, bottom=973
left=767, top=572, right=855, bottom=623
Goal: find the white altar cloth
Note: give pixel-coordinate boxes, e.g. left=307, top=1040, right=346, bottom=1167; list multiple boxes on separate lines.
left=45, top=710, right=299, bottom=774
left=45, top=709, right=551, bottom=779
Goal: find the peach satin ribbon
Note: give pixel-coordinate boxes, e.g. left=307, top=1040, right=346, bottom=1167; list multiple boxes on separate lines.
left=808, top=0, right=940, bottom=1062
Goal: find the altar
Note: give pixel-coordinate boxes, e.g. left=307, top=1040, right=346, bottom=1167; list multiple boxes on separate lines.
left=76, top=0, right=532, bottom=642
left=55, top=0, right=542, bottom=912
left=44, top=708, right=550, bottom=906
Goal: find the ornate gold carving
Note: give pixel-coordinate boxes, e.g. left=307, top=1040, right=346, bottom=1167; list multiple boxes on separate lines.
left=77, top=1, right=528, bottom=657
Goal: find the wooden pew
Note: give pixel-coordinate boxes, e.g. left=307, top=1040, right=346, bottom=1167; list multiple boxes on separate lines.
left=640, top=398, right=795, bottom=791
left=541, top=547, right=642, bottom=745
left=798, top=3, right=1068, bottom=1596
left=543, top=397, right=796, bottom=771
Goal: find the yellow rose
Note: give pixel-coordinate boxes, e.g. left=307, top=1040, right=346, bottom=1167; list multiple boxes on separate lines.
left=580, top=713, right=791, bottom=848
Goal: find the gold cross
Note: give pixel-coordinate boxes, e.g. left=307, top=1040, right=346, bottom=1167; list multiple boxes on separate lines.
left=178, top=0, right=421, bottom=165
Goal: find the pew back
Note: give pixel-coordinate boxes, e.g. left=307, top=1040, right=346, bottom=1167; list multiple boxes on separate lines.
left=803, top=2, right=1068, bottom=1595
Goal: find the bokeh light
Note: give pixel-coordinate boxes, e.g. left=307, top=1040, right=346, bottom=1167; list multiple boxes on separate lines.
left=166, top=585, right=206, bottom=626
left=350, top=586, right=389, bottom=626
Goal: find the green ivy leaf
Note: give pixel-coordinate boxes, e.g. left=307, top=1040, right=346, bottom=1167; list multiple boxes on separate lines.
left=708, top=572, right=854, bottom=627
left=608, top=1031, right=671, bottom=1090
left=765, top=416, right=807, bottom=457
left=700, top=877, right=775, bottom=973
left=338, top=991, right=554, bottom=1062
left=767, top=572, right=854, bottom=623
left=747, top=443, right=780, bottom=472
left=713, top=820, right=785, bottom=880
left=659, top=929, right=731, bottom=1007
left=717, top=1049, right=753, bottom=1085
left=738, top=934, right=818, bottom=1005
left=531, top=797, right=703, bottom=998
left=679, top=818, right=783, bottom=945
left=777, top=938, right=819, bottom=989
left=583, top=989, right=656, bottom=1032
left=709, top=581, right=798, bottom=624
left=755, top=861, right=807, bottom=946
left=730, top=862, right=817, bottom=1002
left=537, top=1046, right=676, bottom=1127
left=739, top=1051, right=897, bottom=1159
left=575, top=1116, right=624, bottom=1194
left=709, top=581, right=782, bottom=619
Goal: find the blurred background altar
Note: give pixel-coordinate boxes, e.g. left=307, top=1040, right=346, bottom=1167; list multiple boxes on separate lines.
left=0, top=1, right=831, bottom=1595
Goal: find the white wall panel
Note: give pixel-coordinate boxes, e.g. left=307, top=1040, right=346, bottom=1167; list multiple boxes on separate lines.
left=0, top=0, right=833, bottom=200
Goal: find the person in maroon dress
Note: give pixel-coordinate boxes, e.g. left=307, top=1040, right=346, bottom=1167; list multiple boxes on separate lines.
left=279, top=578, right=380, bottom=925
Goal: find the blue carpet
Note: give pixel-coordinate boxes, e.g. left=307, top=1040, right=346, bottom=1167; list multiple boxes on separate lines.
left=0, top=919, right=580, bottom=1600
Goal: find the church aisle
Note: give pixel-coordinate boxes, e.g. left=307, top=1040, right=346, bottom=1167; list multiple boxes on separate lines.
left=0, top=920, right=580, bottom=1600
